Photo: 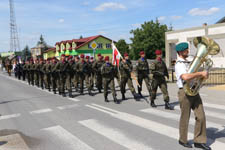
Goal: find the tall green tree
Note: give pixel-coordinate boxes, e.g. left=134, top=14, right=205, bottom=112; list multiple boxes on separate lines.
left=21, top=45, right=31, bottom=60
left=37, top=34, right=48, bottom=54
left=115, top=39, right=129, bottom=57
left=130, top=19, right=169, bottom=60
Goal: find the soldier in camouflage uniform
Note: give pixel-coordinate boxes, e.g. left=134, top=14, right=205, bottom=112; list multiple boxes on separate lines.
left=72, top=56, right=80, bottom=92
left=51, top=57, right=58, bottom=94
left=84, top=56, right=93, bottom=96
left=149, top=50, right=172, bottom=110
left=93, top=54, right=104, bottom=93
left=90, top=57, right=95, bottom=90
left=101, top=56, right=119, bottom=103
left=23, top=60, right=29, bottom=82
left=39, top=58, right=45, bottom=89
left=29, top=59, right=35, bottom=86
left=43, top=58, right=52, bottom=91
left=136, top=51, right=152, bottom=98
left=53, top=54, right=69, bottom=97
left=119, top=53, right=138, bottom=101
left=65, top=55, right=73, bottom=97
left=33, top=59, right=40, bottom=87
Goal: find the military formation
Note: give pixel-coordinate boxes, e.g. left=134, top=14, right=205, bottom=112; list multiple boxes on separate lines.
left=12, top=50, right=172, bottom=109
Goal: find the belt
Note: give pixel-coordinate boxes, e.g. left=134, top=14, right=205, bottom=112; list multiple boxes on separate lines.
left=179, top=88, right=183, bottom=89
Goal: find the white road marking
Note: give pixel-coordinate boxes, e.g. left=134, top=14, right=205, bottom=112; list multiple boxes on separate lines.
left=0, top=133, right=30, bottom=150
left=174, top=106, right=225, bottom=121
left=30, top=108, right=53, bottom=115
left=87, top=103, right=225, bottom=150
left=57, top=104, right=78, bottom=110
left=140, top=108, right=225, bottom=132
left=0, top=114, right=21, bottom=120
left=68, top=98, right=80, bottom=102
left=79, top=119, right=152, bottom=150
left=41, top=125, right=94, bottom=150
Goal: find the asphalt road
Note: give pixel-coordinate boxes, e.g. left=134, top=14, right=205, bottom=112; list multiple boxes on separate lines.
left=0, top=71, right=225, bottom=150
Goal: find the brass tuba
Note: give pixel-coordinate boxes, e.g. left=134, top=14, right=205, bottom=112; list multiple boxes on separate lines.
left=184, top=36, right=220, bottom=96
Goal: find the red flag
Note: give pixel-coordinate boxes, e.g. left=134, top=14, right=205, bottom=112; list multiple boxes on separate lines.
left=112, top=42, right=122, bottom=66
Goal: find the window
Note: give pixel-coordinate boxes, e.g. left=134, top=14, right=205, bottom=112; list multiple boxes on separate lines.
left=97, top=43, right=103, bottom=49
left=106, top=43, right=111, bottom=48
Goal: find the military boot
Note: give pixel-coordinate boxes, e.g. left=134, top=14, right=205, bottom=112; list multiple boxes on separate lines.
left=122, top=93, right=126, bottom=100
left=104, top=96, right=109, bottom=102
left=53, top=90, right=56, bottom=94
left=138, top=87, right=143, bottom=98
left=98, top=88, right=102, bottom=93
left=165, top=102, right=173, bottom=110
left=150, top=101, right=157, bottom=108
left=62, top=92, right=66, bottom=97
left=88, top=90, right=93, bottom=96
left=69, top=90, right=73, bottom=98
left=132, top=92, right=139, bottom=101
left=113, top=96, right=120, bottom=104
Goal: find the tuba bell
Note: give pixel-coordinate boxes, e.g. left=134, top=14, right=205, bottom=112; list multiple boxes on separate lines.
left=184, top=36, right=220, bottom=96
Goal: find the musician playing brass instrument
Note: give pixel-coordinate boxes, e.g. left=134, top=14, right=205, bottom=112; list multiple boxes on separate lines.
left=175, top=37, right=219, bottom=150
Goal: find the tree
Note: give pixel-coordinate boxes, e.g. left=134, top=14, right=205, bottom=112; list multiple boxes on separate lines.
left=79, top=35, right=83, bottom=39
left=21, top=45, right=31, bottom=60
left=130, top=19, right=169, bottom=60
left=37, top=34, right=48, bottom=53
left=115, top=39, right=129, bottom=57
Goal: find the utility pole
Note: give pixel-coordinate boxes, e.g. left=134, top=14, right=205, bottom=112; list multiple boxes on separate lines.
left=9, top=0, right=20, bottom=52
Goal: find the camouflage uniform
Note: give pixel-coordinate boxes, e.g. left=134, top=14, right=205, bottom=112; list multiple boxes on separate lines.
left=150, top=59, right=170, bottom=103
left=119, top=59, right=137, bottom=100
left=93, top=59, right=104, bottom=93
left=136, top=57, right=152, bottom=97
left=51, top=58, right=58, bottom=94
left=101, top=61, right=118, bottom=103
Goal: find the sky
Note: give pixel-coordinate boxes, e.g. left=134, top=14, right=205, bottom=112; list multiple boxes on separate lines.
left=0, top=0, right=224, bottom=52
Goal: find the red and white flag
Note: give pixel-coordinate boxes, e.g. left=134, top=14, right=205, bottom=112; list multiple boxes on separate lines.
left=112, top=42, right=122, bottom=66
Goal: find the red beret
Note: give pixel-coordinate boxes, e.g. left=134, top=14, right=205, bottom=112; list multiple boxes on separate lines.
left=124, top=53, right=128, bottom=57
left=80, top=54, right=84, bottom=58
left=68, top=55, right=73, bottom=59
left=61, top=54, right=65, bottom=57
left=86, top=56, right=90, bottom=59
left=105, top=56, right=109, bottom=61
left=140, top=51, right=145, bottom=55
left=97, top=53, right=101, bottom=57
left=91, top=57, right=94, bottom=60
left=155, top=49, right=162, bottom=55
left=47, top=58, right=51, bottom=61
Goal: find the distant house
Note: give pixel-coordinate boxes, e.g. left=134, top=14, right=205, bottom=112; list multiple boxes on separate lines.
left=165, top=17, right=225, bottom=68
left=43, top=35, right=114, bottom=60
left=31, top=43, right=53, bottom=59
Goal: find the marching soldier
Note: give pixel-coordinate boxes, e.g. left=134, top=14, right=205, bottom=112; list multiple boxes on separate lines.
left=175, top=42, right=210, bottom=150
left=77, top=54, right=86, bottom=95
left=65, top=55, right=73, bottom=97
left=90, top=57, right=95, bottom=90
left=43, top=58, right=52, bottom=91
left=53, top=54, right=69, bottom=97
left=149, top=50, right=172, bottom=109
left=119, top=53, right=138, bottom=100
left=29, top=58, right=35, bottom=86
left=51, top=57, right=58, bottom=94
left=136, top=51, right=152, bottom=98
left=101, top=56, right=119, bottom=103
left=84, top=56, right=93, bottom=96
left=33, top=59, right=40, bottom=87
left=72, top=56, right=80, bottom=92
left=23, top=60, right=29, bottom=81
left=39, top=58, right=45, bottom=90
left=93, top=54, right=104, bottom=93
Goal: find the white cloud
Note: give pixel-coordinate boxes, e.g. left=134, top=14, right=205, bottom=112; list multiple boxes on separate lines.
left=94, top=2, right=126, bottom=11
left=131, top=23, right=141, bottom=28
left=158, top=16, right=166, bottom=22
left=58, top=19, right=65, bottom=23
left=188, top=7, right=220, bottom=16
left=171, top=16, right=183, bottom=20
